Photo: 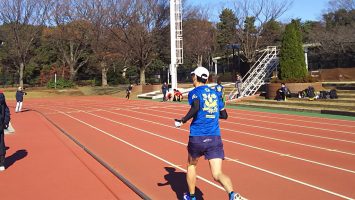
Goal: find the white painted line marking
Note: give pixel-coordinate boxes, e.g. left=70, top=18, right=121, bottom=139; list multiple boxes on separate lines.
left=60, top=112, right=226, bottom=191
left=36, top=101, right=355, bottom=199
left=75, top=110, right=354, bottom=200
left=156, top=107, right=355, bottom=143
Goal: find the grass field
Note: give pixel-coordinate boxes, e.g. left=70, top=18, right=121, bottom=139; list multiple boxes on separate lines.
left=1, top=86, right=141, bottom=100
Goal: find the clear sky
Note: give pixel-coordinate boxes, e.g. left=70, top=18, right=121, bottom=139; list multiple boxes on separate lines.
left=187, top=0, right=328, bottom=22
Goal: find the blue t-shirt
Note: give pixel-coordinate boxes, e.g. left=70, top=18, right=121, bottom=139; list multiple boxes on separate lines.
left=188, top=85, right=224, bottom=137
left=214, top=84, right=224, bottom=100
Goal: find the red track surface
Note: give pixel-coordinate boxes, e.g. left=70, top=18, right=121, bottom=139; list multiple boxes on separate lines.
left=1, top=96, right=355, bottom=200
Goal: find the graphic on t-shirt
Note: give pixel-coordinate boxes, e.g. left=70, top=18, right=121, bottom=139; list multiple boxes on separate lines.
left=202, top=93, right=218, bottom=115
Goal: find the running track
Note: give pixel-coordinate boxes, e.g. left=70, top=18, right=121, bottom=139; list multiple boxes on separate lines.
left=24, top=96, right=355, bottom=199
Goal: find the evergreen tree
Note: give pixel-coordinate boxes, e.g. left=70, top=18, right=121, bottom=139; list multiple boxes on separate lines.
left=280, top=19, right=307, bottom=81
left=216, top=8, right=238, bottom=53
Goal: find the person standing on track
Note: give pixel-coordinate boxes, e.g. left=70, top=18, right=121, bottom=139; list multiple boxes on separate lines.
left=162, top=82, right=168, bottom=101
left=0, top=91, right=10, bottom=171
left=15, top=87, right=26, bottom=113
left=175, top=66, right=245, bottom=200
left=125, top=84, right=133, bottom=100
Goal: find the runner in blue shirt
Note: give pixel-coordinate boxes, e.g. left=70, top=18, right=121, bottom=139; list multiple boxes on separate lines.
left=215, top=79, right=225, bottom=104
left=175, top=67, right=245, bottom=200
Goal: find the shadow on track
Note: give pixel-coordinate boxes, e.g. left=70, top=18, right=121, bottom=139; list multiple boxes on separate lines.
left=5, top=149, right=28, bottom=168
left=158, top=167, right=204, bottom=199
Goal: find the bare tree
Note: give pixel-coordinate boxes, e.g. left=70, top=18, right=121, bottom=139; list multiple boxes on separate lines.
left=109, top=0, right=169, bottom=85
left=46, top=0, right=90, bottom=81
left=184, top=15, right=215, bottom=67
left=77, top=0, right=120, bottom=87
left=232, top=0, right=292, bottom=63
left=308, top=8, right=355, bottom=67
left=327, top=0, right=355, bottom=12
left=0, top=0, right=52, bottom=87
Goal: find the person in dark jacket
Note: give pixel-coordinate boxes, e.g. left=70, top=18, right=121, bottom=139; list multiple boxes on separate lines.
left=161, top=82, right=168, bottom=101
left=0, top=91, right=10, bottom=171
left=276, top=83, right=290, bottom=101
left=15, top=87, right=26, bottom=113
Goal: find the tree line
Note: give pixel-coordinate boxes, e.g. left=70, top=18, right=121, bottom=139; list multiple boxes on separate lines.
left=0, top=0, right=353, bottom=88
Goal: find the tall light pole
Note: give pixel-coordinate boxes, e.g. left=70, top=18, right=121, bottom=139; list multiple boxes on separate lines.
left=170, top=0, right=183, bottom=90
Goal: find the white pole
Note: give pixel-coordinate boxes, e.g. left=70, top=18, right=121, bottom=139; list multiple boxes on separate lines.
left=304, top=48, right=309, bottom=71
left=167, top=65, right=170, bottom=85
left=54, top=73, right=57, bottom=89
left=215, top=60, right=218, bottom=75
left=170, top=0, right=177, bottom=90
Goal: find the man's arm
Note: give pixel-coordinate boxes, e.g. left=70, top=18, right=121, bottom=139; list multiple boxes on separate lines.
left=181, top=99, right=199, bottom=123
left=4, top=103, right=10, bottom=127
left=219, top=109, right=228, bottom=119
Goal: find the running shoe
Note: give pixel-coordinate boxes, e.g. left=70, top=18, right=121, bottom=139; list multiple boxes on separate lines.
left=230, top=192, right=247, bottom=200
left=0, top=156, right=5, bottom=171
left=183, top=193, right=196, bottom=200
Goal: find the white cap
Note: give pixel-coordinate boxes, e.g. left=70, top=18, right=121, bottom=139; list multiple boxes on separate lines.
left=191, top=66, right=209, bottom=80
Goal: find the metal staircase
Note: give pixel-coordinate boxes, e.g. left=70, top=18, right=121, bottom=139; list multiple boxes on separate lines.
left=229, top=46, right=279, bottom=100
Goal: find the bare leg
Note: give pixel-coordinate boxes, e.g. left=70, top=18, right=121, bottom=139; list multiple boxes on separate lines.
left=209, top=158, right=233, bottom=193
left=186, top=154, right=199, bottom=195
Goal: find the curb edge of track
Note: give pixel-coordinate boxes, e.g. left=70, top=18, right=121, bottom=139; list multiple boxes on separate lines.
left=33, top=109, right=151, bottom=200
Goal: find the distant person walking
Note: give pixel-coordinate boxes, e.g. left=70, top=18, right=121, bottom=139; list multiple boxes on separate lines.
left=235, top=74, right=242, bottom=98
left=162, top=82, right=168, bottom=101
left=0, top=91, right=10, bottom=171
left=126, top=85, right=133, bottom=100
left=15, top=87, right=26, bottom=113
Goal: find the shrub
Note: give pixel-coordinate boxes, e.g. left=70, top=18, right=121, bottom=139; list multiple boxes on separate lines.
left=280, top=20, right=308, bottom=81
left=47, top=78, right=74, bottom=89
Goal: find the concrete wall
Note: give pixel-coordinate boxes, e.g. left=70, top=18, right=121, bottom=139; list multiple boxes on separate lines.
left=142, top=85, right=161, bottom=93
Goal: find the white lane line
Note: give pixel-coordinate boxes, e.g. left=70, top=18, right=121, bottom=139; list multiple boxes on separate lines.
left=59, top=111, right=226, bottom=192
left=22, top=97, right=355, bottom=127
left=97, top=108, right=355, bottom=174
left=67, top=109, right=354, bottom=200
left=37, top=104, right=355, bottom=199
left=226, top=157, right=354, bottom=200
left=222, top=121, right=355, bottom=143
left=227, top=116, right=355, bottom=135
left=146, top=107, right=355, bottom=144
left=37, top=104, right=355, bottom=156
left=119, top=108, right=355, bottom=156
left=230, top=112, right=355, bottom=128
left=157, top=102, right=355, bottom=127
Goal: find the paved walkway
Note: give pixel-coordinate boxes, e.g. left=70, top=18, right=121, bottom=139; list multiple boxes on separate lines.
left=0, top=106, right=140, bottom=200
